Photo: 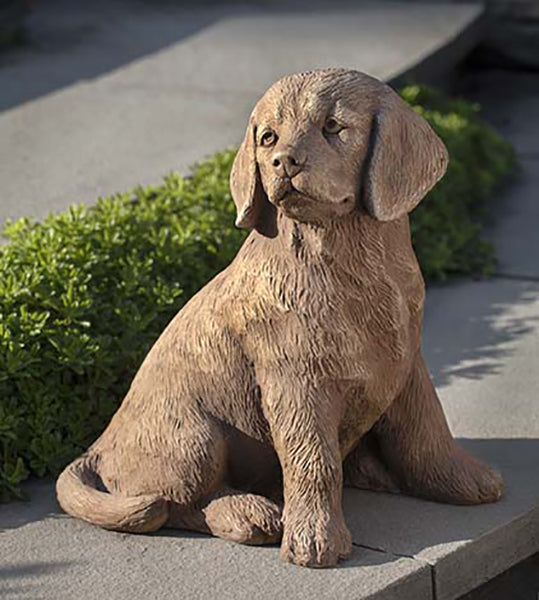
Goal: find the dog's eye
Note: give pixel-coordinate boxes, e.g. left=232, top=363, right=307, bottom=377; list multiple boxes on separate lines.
left=260, top=130, right=278, bottom=147
left=323, top=117, right=344, bottom=135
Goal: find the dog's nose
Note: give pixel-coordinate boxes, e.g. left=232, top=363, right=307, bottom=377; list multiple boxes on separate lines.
left=271, top=149, right=305, bottom=178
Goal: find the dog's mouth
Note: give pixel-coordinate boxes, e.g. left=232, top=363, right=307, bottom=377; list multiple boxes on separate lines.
left=273, top=180, right=312, bottom=206
left=278, top=189, right=309, bottom=206
left=271, top=180, right=355, bottom=220
left=273, top=180, right=295, bottom=204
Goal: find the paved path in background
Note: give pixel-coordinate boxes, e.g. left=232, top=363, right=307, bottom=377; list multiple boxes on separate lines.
left=2, top=3, right=539, bottom=600
left=0, top=0, right=482, bottom=223
left=451, top=67, right=539, bottom=600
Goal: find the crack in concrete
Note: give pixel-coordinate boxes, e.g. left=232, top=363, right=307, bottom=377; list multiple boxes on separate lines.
left=351, top=540, right=431, bottom=565
left=431, top=563, right=439, bottom=600
left=352, top=541, right=438, bottom=599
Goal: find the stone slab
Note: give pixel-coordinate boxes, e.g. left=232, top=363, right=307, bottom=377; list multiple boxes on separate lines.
left=486, top=159, right=539, bottom=281
left=458, top=551, right=539, bottom=600
left=109, top=2, right=484, bottom=94
left=0, top=84, right=254, bottom=222
left=344, top=278, right=539, bottom=600
left=0, top=0, right=484, bottom=224
left=0, top=482, right=431, bottom=600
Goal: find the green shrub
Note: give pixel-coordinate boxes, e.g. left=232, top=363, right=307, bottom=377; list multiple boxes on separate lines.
left=0, top=85, right=516, bottom=500
left=400, top=84, right=516, bottom=279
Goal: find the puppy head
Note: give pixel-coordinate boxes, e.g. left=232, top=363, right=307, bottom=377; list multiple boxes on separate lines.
left=230, top=68, right=449, bottom=235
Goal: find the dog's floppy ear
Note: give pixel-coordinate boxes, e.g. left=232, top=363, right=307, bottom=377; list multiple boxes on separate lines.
left=230, top=119, right=277, bottom=237
left=362, top=89, right=449, bottom=221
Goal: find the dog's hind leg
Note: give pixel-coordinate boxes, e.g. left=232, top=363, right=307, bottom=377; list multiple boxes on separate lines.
left=95, top=405, right=230, bottom=531
left=167, top=487, right=283, bottom=545
left=343, top=433, right=401, bottom=494
left=373, top=353, right=504, bottom=505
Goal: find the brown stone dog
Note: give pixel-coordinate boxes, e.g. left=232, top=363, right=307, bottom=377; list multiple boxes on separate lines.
left=57, top=68, right=504, bottom=568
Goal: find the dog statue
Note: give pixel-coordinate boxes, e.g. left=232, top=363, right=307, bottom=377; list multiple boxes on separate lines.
left=57, top=68, right=504, bottom=568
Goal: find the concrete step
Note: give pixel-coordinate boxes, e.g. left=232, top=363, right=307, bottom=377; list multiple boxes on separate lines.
left=3, top=274, right=539, bottom=600
left=0, top=0, right=484, bottom=224
left=0, top=482, right=431, bottom=600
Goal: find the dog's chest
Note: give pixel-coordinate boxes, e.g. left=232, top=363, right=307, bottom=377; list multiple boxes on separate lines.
left=257, top=259, right=414, bottom=383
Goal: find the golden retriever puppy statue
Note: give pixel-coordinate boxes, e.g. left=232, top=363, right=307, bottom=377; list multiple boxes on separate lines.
left=57, top=68, right=504, bottom=568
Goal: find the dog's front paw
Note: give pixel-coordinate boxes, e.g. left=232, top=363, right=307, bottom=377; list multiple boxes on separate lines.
left=280, top=513, right=352, bottom=568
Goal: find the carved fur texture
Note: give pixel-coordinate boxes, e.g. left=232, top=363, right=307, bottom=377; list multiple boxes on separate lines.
left=57, top=69, right=504, bottom=568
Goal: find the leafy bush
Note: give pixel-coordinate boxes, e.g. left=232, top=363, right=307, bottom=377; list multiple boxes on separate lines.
left=0, top=85, right=515, bottom=499
left=401, top=84, right=516, bottom=279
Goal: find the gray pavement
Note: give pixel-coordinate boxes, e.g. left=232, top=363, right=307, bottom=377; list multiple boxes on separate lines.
left=0, top=484, right=432, bottom=600
left=2, top=4, right=539, bottom=600
left=461, top=69, right=539, bottom=281
left=353, top=277, right=539, bottom=600
left=0, top=0, right=483, bottom=223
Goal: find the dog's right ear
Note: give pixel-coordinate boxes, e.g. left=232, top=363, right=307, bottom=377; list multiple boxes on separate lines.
left=230, top=120, right=277, bottom=237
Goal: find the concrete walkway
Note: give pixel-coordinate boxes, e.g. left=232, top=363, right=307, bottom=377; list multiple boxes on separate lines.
left=2, top=3, right=539, bottom=600
left=0, top=0, right=483, bottom=223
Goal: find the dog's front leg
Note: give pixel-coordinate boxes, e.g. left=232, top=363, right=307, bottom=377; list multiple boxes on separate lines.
left=260, top=371, right=352, bottom=567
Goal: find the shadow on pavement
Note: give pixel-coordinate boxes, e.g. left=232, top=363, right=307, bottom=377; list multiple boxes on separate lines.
left=0, top=0, right=221, bottom=112
left=0, top=479, right=60, bottom=532
left=0, top=560, right=77, bottom=599
left=424, top=277, right=539, bottom=389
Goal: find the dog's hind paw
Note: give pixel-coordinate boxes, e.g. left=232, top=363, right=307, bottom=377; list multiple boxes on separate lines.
left=406, top=447, right=504, bottom=505
left=203, top=489, right=283, bottom=545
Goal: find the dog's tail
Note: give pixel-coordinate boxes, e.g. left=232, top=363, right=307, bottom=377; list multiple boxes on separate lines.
left=56, top=455, right=169, bottom=533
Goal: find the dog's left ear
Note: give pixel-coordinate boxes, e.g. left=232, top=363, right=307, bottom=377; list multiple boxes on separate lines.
left=230, top=119, right=277, bottom=237
left=362, top=88, right=449, bottom=221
